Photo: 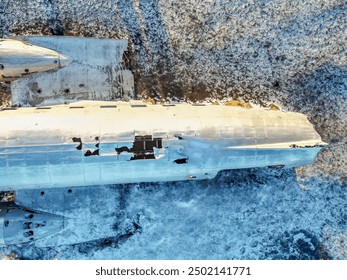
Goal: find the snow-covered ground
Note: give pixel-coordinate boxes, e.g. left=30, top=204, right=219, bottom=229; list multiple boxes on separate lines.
left=0, top=0, right=346, bottom=259
left=1, top=169, right=346, bottom=260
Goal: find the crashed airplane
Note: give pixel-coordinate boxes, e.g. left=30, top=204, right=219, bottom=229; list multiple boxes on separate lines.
left=0, top=36, right=326, bottom=246
left=0, top=100, right=326, bottom=189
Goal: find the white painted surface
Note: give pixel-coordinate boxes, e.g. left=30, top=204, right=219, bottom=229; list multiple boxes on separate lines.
left=0, top=37, right=133, bottom=106
left=0, top=101, right=326, bottom=190
left=0, top=38, right=69, bottom=81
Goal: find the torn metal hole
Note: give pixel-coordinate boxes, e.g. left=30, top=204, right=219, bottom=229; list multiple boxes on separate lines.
left=72, top=137, right=82, bottom=150
left=34, top=221, right=46, bottom=228
left=23, top=222, right=32, bottom=230
left=174, top=134, right=183, bottom=140
left=84, top=149, right=99, bottom=157
left=25, top=213, right=34, bottom=219
left=116, top=135, right=163, bottom=160
left=130, top=154, right=155, bottom=160
left=23, top=230, right=34, bottom=237
left=173, top=158, right=188, bottom=164
left=72, top=137, right=100, bottom=156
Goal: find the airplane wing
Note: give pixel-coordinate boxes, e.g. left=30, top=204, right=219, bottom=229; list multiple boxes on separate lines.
left=4, top=36, right=134, bottom=106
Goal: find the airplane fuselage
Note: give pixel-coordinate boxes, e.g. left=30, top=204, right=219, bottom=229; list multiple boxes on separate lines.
left=0, top=101, right=325, bottom=190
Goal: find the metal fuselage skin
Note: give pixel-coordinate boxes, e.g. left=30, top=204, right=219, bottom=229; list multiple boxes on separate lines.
left=0, top=37, right=132, bottom=106
left=0, top=101, right=325, bottom=190
left=0, top=202, right=64, bottom=245
left=0, top=38, right=70, bottom=81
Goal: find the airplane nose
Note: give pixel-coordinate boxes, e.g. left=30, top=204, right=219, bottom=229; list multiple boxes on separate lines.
left=0, top=202, right=65, bottom=245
